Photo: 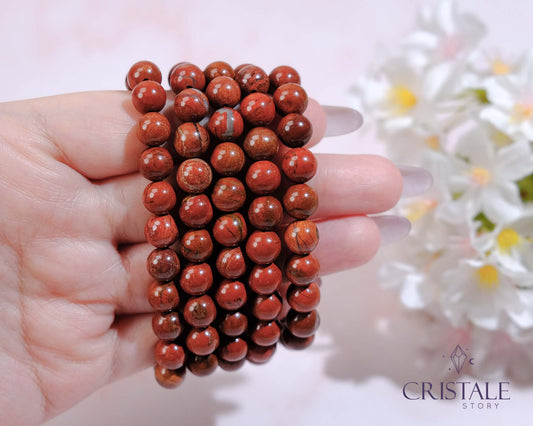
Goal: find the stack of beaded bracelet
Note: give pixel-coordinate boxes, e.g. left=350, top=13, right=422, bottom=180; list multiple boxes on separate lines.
left=126, top=60, right=320, bottom=388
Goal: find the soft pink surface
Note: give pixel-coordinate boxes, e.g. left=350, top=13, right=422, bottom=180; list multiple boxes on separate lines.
left=2, top=0, right=532, bottom=425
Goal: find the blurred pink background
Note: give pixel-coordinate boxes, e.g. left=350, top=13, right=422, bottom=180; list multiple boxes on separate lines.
left=2, top=0, right=533, bottom=425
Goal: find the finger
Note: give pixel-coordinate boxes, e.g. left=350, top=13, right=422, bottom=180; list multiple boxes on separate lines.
left=303, top=98, right=327, bottom=148
left=108, top=312, right=156, bottom=382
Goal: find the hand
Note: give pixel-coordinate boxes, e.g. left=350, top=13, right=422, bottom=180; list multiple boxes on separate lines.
left=0, top=91, right=408, bottom=424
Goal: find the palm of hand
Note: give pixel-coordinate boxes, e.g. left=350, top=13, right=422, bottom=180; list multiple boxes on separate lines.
left=0, top=92, right=402, bottom=425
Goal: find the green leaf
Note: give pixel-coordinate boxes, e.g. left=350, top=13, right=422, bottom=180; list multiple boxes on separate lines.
left=473, top=212, right=495, bottom=233
left=470, top=88, right=489, bottom=104
left=517, top=174, right=533, bottom=202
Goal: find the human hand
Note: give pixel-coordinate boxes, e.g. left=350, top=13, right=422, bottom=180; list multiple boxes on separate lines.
left=0, top=91, right=426, bottom=424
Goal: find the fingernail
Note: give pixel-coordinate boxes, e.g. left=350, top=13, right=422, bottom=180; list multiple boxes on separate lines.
left=323, top=106, right=363, bottom=137
left=373, top=215, right=411, bottom=246
left=399, top=165, right=433, bottom=197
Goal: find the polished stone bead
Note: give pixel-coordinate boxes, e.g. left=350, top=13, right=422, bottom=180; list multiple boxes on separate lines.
left=273, top=83, right=308, bottom=115
left=215, top=280, right=247, bottom=311
left=284, top=220, right=319, bottom=254
left=139, top=147, right=173, bottom=181
left=252, top=293, right=282, bottom=321
left=154, top=365, right=186, bottom=389
left=148, top=281, right=180, bottom=311
left=204, top=61, right=235, bottom=82
left=213, top=213, right=247, bottom=247
left=131, top=81, right=167, bottom=114
left=287, top=282, right=320, bottom=313
left=269, top=65, right=301, bottom=90
left=245, top=161, right=281, bottom=195
left=210, top=142, right=245, bottom=176
left=235, top=65, right=270, bottom=94
left=218, top=311, right=248, bottom=336
left=147, top=248, right=180, bottom=282
left=286, top=309, right=320, bottom=338
left=218, top=358, right=246, bottom=371
left=206, top=76, right=241, bottom=107
left=248, top=263, right=282, bottom=295
left=177, top=158, right=213, bottom=193
left=242, top=127, right=280, bottom=160
left=216, top=247, right=246, bottom=279
left=126, top=60, right=162, bottom=90
left=277, top=113, right=313, bottom=148
left=240, top=93, right=276, bottom=126
left=283, top=183, right=318, bottom=219
left=218, top=337, right=248, bottom=362
left=183, top=295, right=217, bottom=328
left=211, top=177, right=246, bottom=212
left=154, top=341, right=186, bottom=370
left=280, top=329, right=315, bottom=350
left=250, top=321, right=281, bottom=346
left=179, top=263, right=213, bottom=295
left=187, top=354, right=218, bottom=376
left=281, top=148, right=317, bottom=183
left=245, top=231, right=281, bottom=264
left=169, top=62, right=206, bottom=94
left=248, top=196, right=283, bottom=230
left=208, top=107, right=244, bottom=141
left=179, top=194, right=213, bottom=228
left=186, top=326, right=219, bottom=356
left=152, top=311, right=181, bottom=340
left=143, top=181, right=176, bottom=215
left=246, top=342, right=276, bottom=364
left=175, top=122, right=210, bottom=158
left=173, top=88, right=209, bottom=122
left=285, top=253, right=320, bottom=286
left=137, top=113, right=171, bottom=146
left=144, top=214, right=178, bottom=248
left=180, top=229, right=213, bottom=262
left=234, top=63, right=252, bottom=75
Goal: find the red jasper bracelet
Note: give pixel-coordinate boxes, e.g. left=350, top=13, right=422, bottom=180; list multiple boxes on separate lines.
left=126, top=60, right=320, bottom=388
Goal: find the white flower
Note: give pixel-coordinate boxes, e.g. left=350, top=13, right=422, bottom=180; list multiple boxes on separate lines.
left=442, top=126, right=533, bottom=223
left=481, top=50, right=533, bottom=140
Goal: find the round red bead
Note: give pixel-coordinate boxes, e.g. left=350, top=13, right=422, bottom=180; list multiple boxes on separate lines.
left=139, top=147, right=173, bottom=181
left=252, top=293, right=282, bottom=321
left=243, top=127, right=280, bottom=160
left=177, top=158, right=213, bottom=193
left=127, top=60, right=162, bottom=90
left=180, top=229, right=213, bottom=262
left=187, top=354, right=218, bottom=376
left=282, top=148, right=317, bottom=183
left=183, top=295, right=217, bottom=328
left=145, top=214, right=179, bottom=248
left=169, top=62, right=206, bottom=94
left=175, top=122, right=210, bottom=158
left=208, top=107, right=244, bottom=141
left=143, top=181, right=176, bottom=215
left=287, top=282, right=321, bottom=312
left=215, top=280, right=247, bottom=311
left=284, top=220, right=319, bottom=254
left=211, top=177, right=246, bottom=212
left=277, top=113, right=313, bottom=148
left=245, top=161, right=281, bottom=195
left=204, top=61, right=235, bottom=82
left=137, top=112, right=171, bottom=146
left=245, top=231, right=281, bottom=265
left=210, top=142, right=245, bottom=175
left=155, top=341, right=186, bottom=370
left=235, top=65, right=270, bottom=94
left=283, top=183, right=318, bottom=219
left=281, top=329, right=315, bottom=350
left=285, top=253, right=320, bottom=286
left=218, top=311, right=248, bottom=336
left=269, top=65, right=301, bottom=89
left=179, top=194, right=213, bottom=228
left=240, top=93, right=276, bottom=126
left=213, top=213, right=248, bottom=247
left=173, top=88, right=209, bottom=122
left=250, top=320, right=281, bottom=346
left=248, top=196, right=283, bottom=230
left=152, top=311, right=182, bottom=340
left=248, top=263, right=282, bottom=295
left=131, top=81, right=166, bottom=114
left=218, top=337, right=248, bottom=362
left=154, top=365, right=186, bottom=389
left=186, top=326, right=219, bottom=356
left=179, top=263, right=213, bottom=295
left=273, top=83, right=308, bottom=115
left=286, top=309, right=320, bottom=338
left=216, top=247, right=246, bottom=279
left=206, top=76, right=241, bottom=108
left=148, top=281, right=180, bottom=311
left=147, top=248, right=180, bottom=282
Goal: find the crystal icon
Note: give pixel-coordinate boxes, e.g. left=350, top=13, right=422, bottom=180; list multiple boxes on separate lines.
left=450, top=345, right=467, bottom=374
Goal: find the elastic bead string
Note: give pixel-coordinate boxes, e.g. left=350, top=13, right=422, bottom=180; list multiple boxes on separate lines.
left=126, top=60, right=320, bottom=388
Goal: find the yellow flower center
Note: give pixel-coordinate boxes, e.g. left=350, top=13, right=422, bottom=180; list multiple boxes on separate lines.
left=388, top=85, right=417, bottom=114
left=476, top=265, right=499, bottom=290
left=470, top=167, right=491, bottom=186
left=497, top=228, right=520, bottom=252
left=491, top=59, right=511, bottom=75
left=512, top=103, right=533, bottom=122
left=404, top=199, right=437, bottom=222
left=424, top=135, right=440, bottom=150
